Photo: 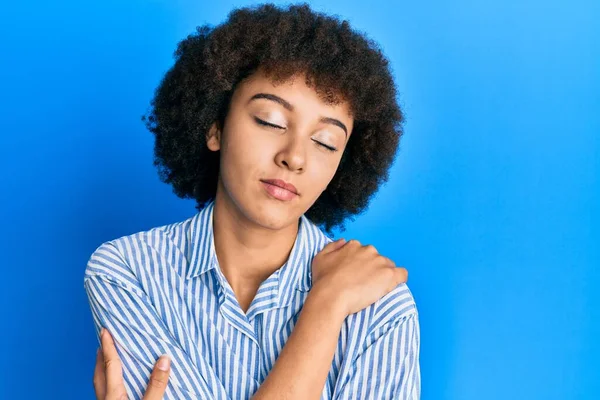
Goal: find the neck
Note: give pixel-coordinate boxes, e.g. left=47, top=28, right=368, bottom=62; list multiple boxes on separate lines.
left=211, top=185, right=299, bottom=296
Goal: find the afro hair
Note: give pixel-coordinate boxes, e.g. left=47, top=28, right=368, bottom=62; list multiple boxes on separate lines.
left=142, top=2, right=404, bottom=235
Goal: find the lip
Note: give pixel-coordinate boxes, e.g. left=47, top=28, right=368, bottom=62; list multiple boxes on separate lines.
left=260, top=179, right=299, bottom=195
left=260, top=179, right=299, bottom=201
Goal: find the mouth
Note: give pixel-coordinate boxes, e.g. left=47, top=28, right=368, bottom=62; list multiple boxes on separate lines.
left=260, top=179, right=299, bottom=201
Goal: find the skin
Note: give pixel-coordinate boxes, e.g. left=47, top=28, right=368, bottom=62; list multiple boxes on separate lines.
left=205, top=67, right=354, bottom=312
left=94, top=328, right=171, bottom=400
left=93, top=68, right=409, bottom=399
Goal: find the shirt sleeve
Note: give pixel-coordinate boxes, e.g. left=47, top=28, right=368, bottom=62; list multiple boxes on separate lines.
left=83, top=242, right=210, bottom=400
left=333, top=312, right=421, bottom=399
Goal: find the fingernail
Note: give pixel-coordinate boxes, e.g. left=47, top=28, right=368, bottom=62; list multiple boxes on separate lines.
left=157, top=355, right=171, bottom=371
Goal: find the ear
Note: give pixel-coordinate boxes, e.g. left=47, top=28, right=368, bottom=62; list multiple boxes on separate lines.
left=206, top=121, right=221, bottom=151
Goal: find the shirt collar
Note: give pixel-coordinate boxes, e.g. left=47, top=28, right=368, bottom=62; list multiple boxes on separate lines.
left=185, top=199, right=320, bottom=294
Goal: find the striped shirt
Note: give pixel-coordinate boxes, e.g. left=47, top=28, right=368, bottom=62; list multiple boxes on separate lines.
left=84, top=199, right=420, bottom=399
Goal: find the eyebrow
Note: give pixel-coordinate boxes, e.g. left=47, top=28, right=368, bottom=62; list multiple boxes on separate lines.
left=248, top=93, right=348, bottom=137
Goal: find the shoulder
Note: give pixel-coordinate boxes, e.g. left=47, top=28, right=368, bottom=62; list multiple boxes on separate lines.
left=83, top=215, right=194, bottom=284
left=301, top=217, right=418, bottom=326
left=303, top=221, right=419, bottom=333
left=349, top=282, right=419, bottom=353
left=300, top=215, right=336, bottom=257
left=369, top=282, right=418, bottom=333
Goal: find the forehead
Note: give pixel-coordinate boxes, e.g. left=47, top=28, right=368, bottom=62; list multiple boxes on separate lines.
left=233, top=68, right=354, bottom=121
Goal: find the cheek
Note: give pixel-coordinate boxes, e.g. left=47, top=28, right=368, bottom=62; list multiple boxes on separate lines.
left=220, top=126, right=270, bottom=173
left=305, top=155, right=340, bottom=189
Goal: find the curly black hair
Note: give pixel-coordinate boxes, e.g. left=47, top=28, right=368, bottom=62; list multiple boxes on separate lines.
left=141, top=2, right=404, bottom=235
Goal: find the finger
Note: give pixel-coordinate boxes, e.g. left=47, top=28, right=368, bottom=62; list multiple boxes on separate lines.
left=377, top=255, right=395, bottom=268
left=100, top=328, right=128, bottom=398
left=94, top=347, right=107, bottom=400
left=142, top=355, right=172, bottom=400
left=395, top=266, right=408, bottom=283
left=320, top=238, right=347, bottom=254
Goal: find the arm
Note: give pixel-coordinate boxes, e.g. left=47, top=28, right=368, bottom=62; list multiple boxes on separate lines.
left=251, top=288, right=346, bottom=400
left=251, top=290, right=420, bottom=400
left=333, top=312, right=421, bottom=399
left=253, top=239, right=413, bottom=399
left=84, top=242, right=212, bottom=400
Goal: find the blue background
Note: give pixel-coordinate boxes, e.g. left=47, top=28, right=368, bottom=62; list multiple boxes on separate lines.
left=1, top=0, right=598, bottom=398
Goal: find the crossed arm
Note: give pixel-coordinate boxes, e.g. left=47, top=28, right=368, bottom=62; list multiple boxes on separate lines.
left=85, top=243, right=420, bottom=399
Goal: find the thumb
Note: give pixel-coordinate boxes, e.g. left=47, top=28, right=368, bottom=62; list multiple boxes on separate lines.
left=142, top=355, right=171, bottom=400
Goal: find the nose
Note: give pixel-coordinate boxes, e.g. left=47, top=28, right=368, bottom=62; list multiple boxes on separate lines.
left=275, top=136, right=305, bottom=172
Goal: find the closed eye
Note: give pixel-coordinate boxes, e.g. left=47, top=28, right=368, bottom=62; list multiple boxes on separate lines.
left=255, top=117, right=338, bottom=152
left=254, top=117, right=284, bottom=130
left=311, top=139, right=337, bottom=152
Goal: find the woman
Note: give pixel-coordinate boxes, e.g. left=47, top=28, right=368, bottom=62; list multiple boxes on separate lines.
left=85, top=3, right=419, bottom=399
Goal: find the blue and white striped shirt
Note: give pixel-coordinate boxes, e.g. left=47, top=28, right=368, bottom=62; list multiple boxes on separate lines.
left=84, top=199, right=420, bottom=399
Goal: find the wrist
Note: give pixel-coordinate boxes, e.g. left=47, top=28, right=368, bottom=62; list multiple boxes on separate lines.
left=306, top=285, right=347, bottom=323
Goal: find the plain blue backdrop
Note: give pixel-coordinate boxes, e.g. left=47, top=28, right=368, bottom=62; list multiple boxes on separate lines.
left=1, top=0, right=598, bottom=398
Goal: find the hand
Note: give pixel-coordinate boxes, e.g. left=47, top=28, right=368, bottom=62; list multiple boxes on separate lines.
left=310, top=238, right=408, bottom=318
left=94, top=327, right=172, bottom=400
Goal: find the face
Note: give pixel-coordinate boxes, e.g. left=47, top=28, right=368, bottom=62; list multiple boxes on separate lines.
left=206, top=68, right=354, bottom=231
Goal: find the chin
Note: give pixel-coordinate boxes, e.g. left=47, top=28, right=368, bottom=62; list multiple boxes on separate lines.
left=250, top=202, right=297, bottom=230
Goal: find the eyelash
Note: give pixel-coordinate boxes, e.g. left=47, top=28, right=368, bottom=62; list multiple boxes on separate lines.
left=254, top=117, right=338, bottom=152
